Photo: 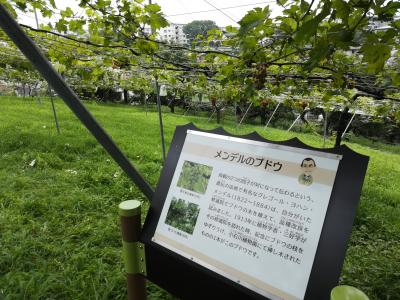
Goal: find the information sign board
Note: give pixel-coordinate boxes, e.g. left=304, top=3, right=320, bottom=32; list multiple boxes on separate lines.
left=141, top=124, right=369, bottom=300
left=153, top=130, right=341, bottom=300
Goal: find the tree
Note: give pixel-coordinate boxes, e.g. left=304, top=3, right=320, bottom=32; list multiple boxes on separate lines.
left=1, top=0, right=399, bottom=145
left=183, top=20, right=218, bottom=41
left=199, top=1, right=400, bottom=145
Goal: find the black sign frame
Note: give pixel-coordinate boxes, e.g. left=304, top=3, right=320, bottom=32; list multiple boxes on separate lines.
left=141, top=123, right=369, bottom=300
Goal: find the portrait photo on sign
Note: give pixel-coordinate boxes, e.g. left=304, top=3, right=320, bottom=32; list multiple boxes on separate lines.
left=165, top=197, right=200, bottom=235
left=177, top=160, right=213, bottom=194
left=298, top=157, right=316, bottom=186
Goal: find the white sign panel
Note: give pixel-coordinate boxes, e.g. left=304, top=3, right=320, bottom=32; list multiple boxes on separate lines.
left=153, top=130, right=341, bottom=300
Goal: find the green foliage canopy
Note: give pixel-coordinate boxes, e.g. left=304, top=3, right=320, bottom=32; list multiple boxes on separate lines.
left=0, top=0, right=399, bottom=122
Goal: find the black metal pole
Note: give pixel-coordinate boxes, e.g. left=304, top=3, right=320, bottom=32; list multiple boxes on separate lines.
left=48, top=87, right=61, bottom=134
left=0, top=4, right=154, bottom=201
left=155, top=77, right=166, bottom=162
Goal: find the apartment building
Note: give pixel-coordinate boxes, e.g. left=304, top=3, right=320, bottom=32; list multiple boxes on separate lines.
left=143, top=23, right=189, bottom=44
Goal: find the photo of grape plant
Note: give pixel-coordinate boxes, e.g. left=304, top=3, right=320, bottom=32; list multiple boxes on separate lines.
left=165, top=197, right=200, bottom=235
left=177, top=160, right=213, bottom=194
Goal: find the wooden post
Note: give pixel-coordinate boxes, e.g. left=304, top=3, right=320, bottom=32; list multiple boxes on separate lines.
left=119, top=200, right=147, bottom=300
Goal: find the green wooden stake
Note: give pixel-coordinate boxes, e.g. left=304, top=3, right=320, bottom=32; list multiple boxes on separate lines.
left=119, top=200, right=147, bottom=300
left=331, top=285, right=369, bottom=300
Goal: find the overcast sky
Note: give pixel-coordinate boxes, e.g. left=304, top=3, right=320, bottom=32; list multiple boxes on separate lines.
left=155, top=0, right=282, bottom=26
left=18, top=0, right=283, bottom=28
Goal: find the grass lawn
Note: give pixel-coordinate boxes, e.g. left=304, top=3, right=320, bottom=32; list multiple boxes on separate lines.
left=0, top=96, right=399, bottom=300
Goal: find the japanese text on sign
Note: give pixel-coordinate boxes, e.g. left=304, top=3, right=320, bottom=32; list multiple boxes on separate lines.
left=154, top=130, right=341, bottom=300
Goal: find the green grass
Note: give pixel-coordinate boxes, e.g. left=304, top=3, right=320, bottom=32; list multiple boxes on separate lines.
left=0, top=96, right=399, bottom=300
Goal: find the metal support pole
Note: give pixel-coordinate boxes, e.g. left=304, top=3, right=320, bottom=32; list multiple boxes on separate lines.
left=341, top=111, right=357, bottom=138
left=237, top=102, right=253, bottom=129
left=37, top=95, right=43, bottom=105
left=167, top=97, right=174, bottom=107
left=184, top=105, right=191, bottom=116
left=323, top=112, right=328, bottom=148
left=193, top=103, right=198, bottom=116
left=0, top=4, right=154, bottom=201
left=264, top=102, right=280, bottom=130
left=207, top=108, right=216, bottom=122
left=144, top=94, right=148, bottom=116
left=48, top=87, right=60, bottom=134
left=287, top=114, right=301, bottom=132
left=235, top=103, right=238, bottom=125
left=34, top=8, right=40, bottom=29
left=119, top=200, right=147, bottom=300
left=155, top=78, right=166, bottom=162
